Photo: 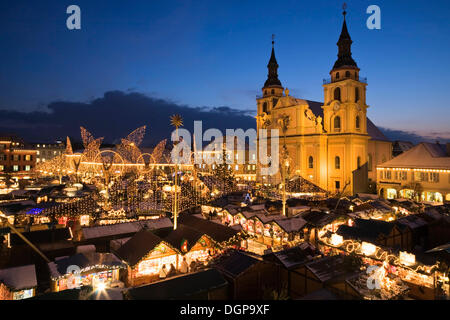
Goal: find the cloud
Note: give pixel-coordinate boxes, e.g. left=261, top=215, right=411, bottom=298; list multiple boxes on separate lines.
left=379, top=127, right=450, bottom=145
left=0, top=90, right=256, bottom=146
left=2, top=91, right=447, bottom=148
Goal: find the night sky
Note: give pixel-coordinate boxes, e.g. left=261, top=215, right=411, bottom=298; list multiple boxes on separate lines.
left=1, top=0, right=449, bottom=144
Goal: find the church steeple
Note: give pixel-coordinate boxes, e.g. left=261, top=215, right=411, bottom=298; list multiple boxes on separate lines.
left=262, top=35, right=283, bottom=97
left=332, top=6, right=358, bottom=71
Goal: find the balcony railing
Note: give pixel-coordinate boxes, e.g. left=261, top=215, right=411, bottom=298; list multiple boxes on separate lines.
left=323, top=76, right=367, bottom=85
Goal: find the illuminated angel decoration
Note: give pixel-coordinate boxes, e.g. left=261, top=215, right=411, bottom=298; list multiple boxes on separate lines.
left=150, top=139, right=167, bottom=164
left=116, top=126, right=146, bottom=164
left=80, top=127, right=104, bottom=162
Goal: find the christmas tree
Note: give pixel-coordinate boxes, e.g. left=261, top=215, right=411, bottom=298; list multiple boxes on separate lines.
left=212, top=145, right=235, bottom=195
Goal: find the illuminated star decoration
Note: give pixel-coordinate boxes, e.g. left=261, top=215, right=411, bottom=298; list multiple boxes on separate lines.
left=170, top=114, right=183, bottom=129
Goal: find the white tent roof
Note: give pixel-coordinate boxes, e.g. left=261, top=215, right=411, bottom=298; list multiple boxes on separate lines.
left=377, top=142, right=450, bottom=170
left=0, top=264, right=37, bottom=290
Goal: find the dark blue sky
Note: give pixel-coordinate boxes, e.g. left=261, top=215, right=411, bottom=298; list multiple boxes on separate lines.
left=1, top=0, right=449, bottom=140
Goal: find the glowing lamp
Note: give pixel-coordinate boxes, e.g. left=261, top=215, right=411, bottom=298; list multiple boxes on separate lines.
left=361, top=242, right=376, bottom=256
left=330, top=234, right=343, bottom=246
left=399, top=251, right=416, bottom=266
left=95, top=282, right=106, bottom=291
left=80, top=215, right=90, bottom=226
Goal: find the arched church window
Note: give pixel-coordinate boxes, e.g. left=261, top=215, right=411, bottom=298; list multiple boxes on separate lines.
left=356, top=116, right=360, bottom=129
left=271, top=89, right=275, bottom=95
left=308, top=156, right=314, bottom=169
left=355, top=87, right=359, bottom=102
left=263, top=102, right=268, bottom=113
left=336, top=72, right=340, bottom=80
left=357, top=156, right=361, bottom=169
left=334, top=87, right=341, bottom=101
left=272, top=98, right=278, bottom=107
left=334, top=116, right=341, bottom=132
left=335, top=156, right=340, bottom=169
left=345, top=71, right=350, bottom=78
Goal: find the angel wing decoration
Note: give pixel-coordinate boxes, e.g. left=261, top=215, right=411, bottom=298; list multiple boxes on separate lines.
left=150, top=139, right=167, bottom=164
left=80, top=126, right=95, bottom=149
left=125, top=126, right=146, bottom=148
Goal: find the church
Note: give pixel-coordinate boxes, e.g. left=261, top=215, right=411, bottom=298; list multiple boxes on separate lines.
left=256, top=9, right=392, bottom=195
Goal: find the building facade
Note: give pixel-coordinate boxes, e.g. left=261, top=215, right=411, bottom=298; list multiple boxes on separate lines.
left=196, top=138, right=257, bottom=182
left=0, top=137, right=37, bottom=176
left=256, top=10, right=392, bottom=195
left=32, top=141, right=65, bottom=164
left=377, top=142, right=450, bottom=204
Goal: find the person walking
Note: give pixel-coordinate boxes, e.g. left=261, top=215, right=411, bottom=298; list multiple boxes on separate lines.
left=159, top=264, right=168, bottom=279
left=180, top=257, right=189, bottom=274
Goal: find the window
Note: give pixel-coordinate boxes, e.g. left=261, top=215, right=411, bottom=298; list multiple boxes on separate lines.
left=263, top=102, right=268, bottom=113
left=335, top=181, right=341, bottom=190
left=430, top=172, right=439, bottom=183
left=336, top=72, right=340, bottom=80
left=252, top=154, right=256, bottom=160
left=271, top=89, right=275, bottom=94
left=345, top=71, right=350, bottom=78
left=357, top=156, right=361, bottom=169
left=355, top=87, right=360, bottom=102
left=0, top=165, right=4, bottom=171
left=335, top=156, right=340, bottom=169
left=400, top=171, right=407, bottom=180
left=25, top=165, right=31, bottom=171
left=356, top=116, right=360, bottom=129
left=334, top=116, right=341, bottom=132
left=13, top=165, right=19, bottom=171
left=414, top=171, right=428, bottom=182
left=272, top=98, right=278, bottom=107
left=308, top=156, right=314, bottom=169
left=368, top=154, right=372, bottom=172
left=334, top=87, right=341, bottom=101
left=24, top=155, right=31, bottom=161
left=385, top=170, right=392, bottom=179
left=235, top=165, right=239, bottom=171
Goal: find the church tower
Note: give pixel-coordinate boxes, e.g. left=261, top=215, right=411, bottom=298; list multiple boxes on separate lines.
left=257, top=37, right=284, bottom=116
left=322, top=7, right=370, bottom=194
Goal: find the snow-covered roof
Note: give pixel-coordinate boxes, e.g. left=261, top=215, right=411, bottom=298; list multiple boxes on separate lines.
left=273, top=216, right=308, bottom=233
left=378, top=142, right=450, bottom=170
left=82, top=218, right=173, bottom=240
left=0, top=265, right=37, bottom=290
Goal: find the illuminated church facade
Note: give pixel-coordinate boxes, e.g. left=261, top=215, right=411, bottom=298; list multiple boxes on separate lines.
left=256, top=10, right=392, bottom=195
